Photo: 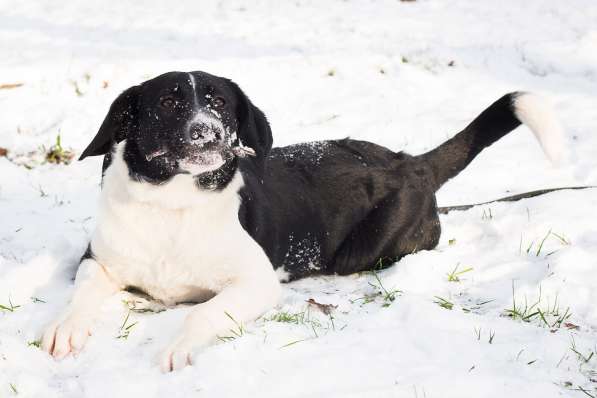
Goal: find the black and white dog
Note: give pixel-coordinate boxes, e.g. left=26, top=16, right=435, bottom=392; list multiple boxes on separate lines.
left=42, top=71, right=562, bottom=372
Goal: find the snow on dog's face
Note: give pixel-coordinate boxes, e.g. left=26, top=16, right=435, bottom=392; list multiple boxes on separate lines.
left=80, top=71, right=272, bottom=189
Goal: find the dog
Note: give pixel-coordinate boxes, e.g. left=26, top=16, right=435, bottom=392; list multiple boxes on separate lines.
left=41, top=71, right=563, bottom=372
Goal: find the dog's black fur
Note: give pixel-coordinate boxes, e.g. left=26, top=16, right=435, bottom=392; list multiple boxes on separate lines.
left=81, top=71, right=527, bottom=281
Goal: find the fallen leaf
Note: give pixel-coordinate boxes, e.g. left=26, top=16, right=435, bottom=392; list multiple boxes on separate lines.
left=564, top=322, right=580, bottom=330
left=306, top=298, right=337, bottom=315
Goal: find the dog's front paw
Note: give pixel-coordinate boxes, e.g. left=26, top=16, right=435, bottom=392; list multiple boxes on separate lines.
left=41, top=313, right=92, bottom=359
left=159, top=335, right=199, bottom=373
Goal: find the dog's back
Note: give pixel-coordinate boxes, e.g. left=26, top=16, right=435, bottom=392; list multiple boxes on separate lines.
left=240, top=92, right=564, bottom=280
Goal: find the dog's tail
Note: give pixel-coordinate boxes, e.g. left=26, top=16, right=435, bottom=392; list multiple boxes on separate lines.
left=419, top=92, right=564, bottom=191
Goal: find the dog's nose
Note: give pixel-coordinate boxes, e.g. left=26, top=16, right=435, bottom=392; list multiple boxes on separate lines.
left=188, top=122, right=221, bottom=145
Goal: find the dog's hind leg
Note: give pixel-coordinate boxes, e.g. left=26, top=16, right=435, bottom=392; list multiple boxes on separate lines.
left=331, top=187, right=440, bottom=275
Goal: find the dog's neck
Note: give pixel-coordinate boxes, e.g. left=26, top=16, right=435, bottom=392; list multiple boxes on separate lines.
left=103, top=141, right=244, bottom=211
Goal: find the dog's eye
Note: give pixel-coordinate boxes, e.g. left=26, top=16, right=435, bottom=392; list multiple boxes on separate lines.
left=212, top=96, right=226, bottom=108
left=160, top=97, right=176, bottom=109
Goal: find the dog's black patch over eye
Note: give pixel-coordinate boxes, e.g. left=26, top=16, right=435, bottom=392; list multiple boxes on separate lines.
left=212, top=96, right=226, bottom=108
left=160, top=96, right=176, bottom=109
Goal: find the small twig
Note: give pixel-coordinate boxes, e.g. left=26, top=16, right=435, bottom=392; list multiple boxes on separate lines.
left=0, top=83, right=23, bottom=89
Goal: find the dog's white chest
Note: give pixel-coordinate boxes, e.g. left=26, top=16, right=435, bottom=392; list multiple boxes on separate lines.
left=95, top=204, right=236, bottom=303
left=89, top=148, right=267, bottom=305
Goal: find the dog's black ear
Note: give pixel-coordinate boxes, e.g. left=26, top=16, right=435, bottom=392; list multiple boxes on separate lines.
left=230, top=81, right=273, bottom=159
left=79, top=85, right=140, bottom=160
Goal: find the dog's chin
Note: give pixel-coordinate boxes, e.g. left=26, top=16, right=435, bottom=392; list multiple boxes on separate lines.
left=177, top=153, right=226, bottom=176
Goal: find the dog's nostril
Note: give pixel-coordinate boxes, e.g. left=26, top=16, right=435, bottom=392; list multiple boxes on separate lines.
left=190, top=123, right=209, bottom=141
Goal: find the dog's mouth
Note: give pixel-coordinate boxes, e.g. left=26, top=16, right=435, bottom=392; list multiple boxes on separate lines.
left=177, top=149, right=228, bottom=175
left=143, top=142, right=256, bottom=176
left=145, top=148, right=169, bottom=162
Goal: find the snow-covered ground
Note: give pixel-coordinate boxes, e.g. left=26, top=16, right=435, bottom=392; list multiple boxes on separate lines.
left=1, top=1, right=596, bottom=397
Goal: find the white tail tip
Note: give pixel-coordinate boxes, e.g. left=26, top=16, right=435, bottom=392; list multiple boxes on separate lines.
left=512, top=93, right=566, bottom=165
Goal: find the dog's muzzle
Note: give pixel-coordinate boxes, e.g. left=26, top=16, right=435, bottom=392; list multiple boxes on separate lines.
left=188, top=121, right=223, bottom=147
left=144, top=112, right=256, bottom=176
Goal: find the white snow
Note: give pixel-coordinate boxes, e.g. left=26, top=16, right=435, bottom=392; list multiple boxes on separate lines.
left=1, top=1, right=597, bottom=397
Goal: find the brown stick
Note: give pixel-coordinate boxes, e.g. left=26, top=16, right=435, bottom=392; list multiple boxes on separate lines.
left=0, top=83, right=24, bottom=90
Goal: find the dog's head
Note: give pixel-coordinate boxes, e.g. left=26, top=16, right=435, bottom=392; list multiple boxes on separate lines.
left=80, top=71, right=272, bottom=188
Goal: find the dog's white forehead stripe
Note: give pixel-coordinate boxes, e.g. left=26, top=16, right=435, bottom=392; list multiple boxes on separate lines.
left=188, top=72, right=198, bottom=109
left=188, top=72, right=196, bottom=90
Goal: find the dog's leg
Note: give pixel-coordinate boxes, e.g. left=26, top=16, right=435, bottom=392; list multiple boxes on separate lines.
left=160, top=267, right=281, bottom=372
left=42, top=258, right=120, bottom=358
